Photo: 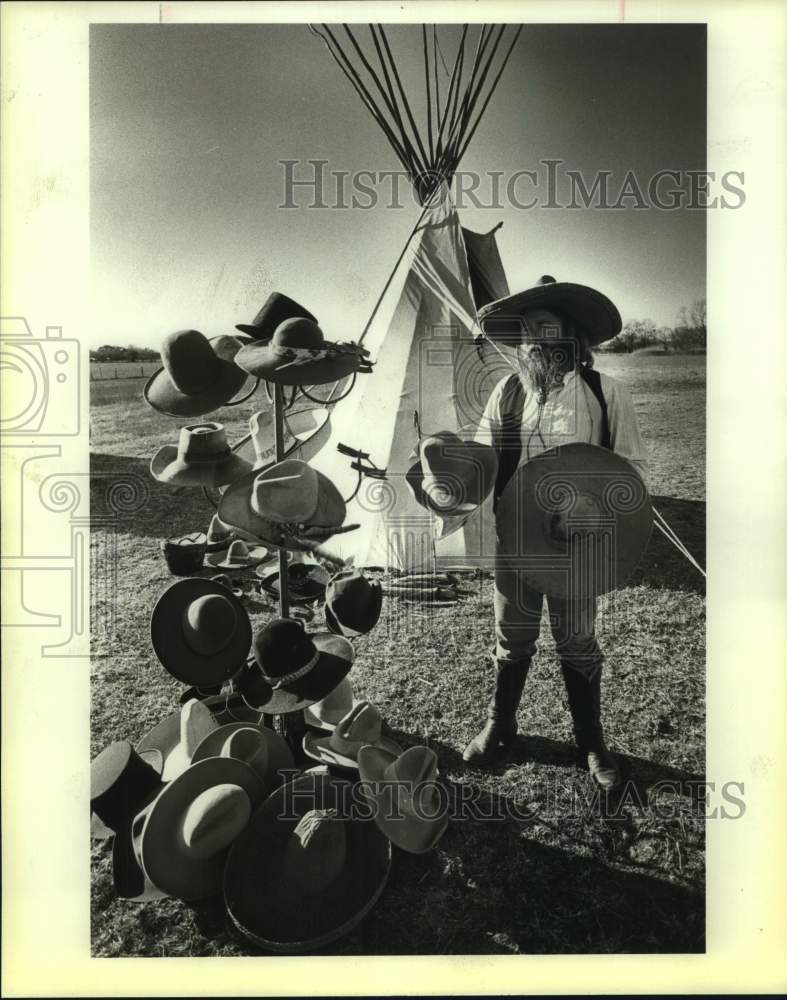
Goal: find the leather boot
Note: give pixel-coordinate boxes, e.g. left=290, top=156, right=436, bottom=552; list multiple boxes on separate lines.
left=561, top=666, right=622, bottom=791
left=462, top=659, right=530, bottom=765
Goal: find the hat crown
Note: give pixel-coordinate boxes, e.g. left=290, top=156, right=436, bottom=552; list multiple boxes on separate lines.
left=537, top=274, right=557, bottom=286
left=181, top=782, right=252, bottom=860
left=254, top=617, right=317, bottom=680
left=384, top=745, right=438, bottom=785
left=221, top=727, right=268, bottom=773
left=178, top=422, right=230, bottom=463
left=226, top=539, right=249, bottom=560
left=251, top=459, right=319, bottom=524
left=284, top=808, right=347, bottom=894
left=333, top=700, right=381, bottom=746
left=182, top=593, right=238, bottom=656
left=418, top=433, right=496, bottom=512
left=312, top=676, right=353, bottom=717
left=91, top=741, right=161, bottom=832
left=161, top=330, right=220, bottom=394
left=272, top=317, right=325, bottom=351
left=179, top=699, right=219, bottom=758
left=240, top=292, right=317, bottom=340
left=206, top=513, right=231, bottom=543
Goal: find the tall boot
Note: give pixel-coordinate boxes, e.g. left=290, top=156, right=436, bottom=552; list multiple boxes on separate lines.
left=462, top=658, right=530, bottom=765
left=561, top=666, right=622, bottom=791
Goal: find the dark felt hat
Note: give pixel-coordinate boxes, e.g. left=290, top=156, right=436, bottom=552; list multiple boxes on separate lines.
left=235, top=292, right=317, bottom=340
left=324, top=570, right=383, bottom=638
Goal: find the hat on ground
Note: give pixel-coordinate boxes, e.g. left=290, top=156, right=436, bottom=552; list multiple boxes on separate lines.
left=144, top=330, right=251, bottom=417
left=206, top=513, right=235, bottom=551
left=191, top=722, right=295, bottom=790
left=136, top=699, right=219, bottom=782
left=151, top=422, right=252, bottom=489
left=160, top=532, right=208, bottom=576
left=358, top=744, right=449, bottom=854
left=205, top=538, right=268, bottom=570
left=406, top=431, right=498, bottom=517
left=303, top=677, right=357, bottom=732
left=137, top=756, right=266, bottom=901
left=495, top=442, right=652, bottom=598
left=218, top=459, right=349, bottom=552
left=324, top=570, right=383, bottom=638
left=235, top=318, right=371, bottom=387
left=209, top=573, right=243, bottom=599
left=257, top=561, right=330, bottom=602
left=477, top=275, right=622, bottom=347
left=224, top=771, right=391, bottom=952
left=150, top=578, right=252, bottom=687
left=235, top=292, right=317, bottom=340
left=237, top=617, right=354, bottom=715
left=90, top=741, right=167, bottom=900
left=303, top=701, right=400, bottom=771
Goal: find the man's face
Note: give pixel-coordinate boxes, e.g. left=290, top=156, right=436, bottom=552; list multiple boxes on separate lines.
left=520, top=307, right=565, bottom=344
left=516, top=307, right=575, bottom=393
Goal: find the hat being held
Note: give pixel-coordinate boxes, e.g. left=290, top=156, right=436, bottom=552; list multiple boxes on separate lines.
left=144, top=330, right=252, bottom=417
left=303, top=701, right=401, bottom=771
left=303, top=676, right=357, bottom=732
left=477, top=274, right=622, bottom=347
left=191, top=723, right=295, bottom=790
left=205, top=538, right=269, bottom=570
left=407, top=431, right=498, bottom=517
left=324, top=569, right=383, bottom=638
left=151, top=422, right=252, bottom=489
left=235, top=291, right=317, bottom=340
left=150, top=577, right=252, bottom=687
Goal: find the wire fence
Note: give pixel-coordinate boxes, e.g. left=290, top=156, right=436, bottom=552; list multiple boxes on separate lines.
left=90, top=362, right=160, bottom=380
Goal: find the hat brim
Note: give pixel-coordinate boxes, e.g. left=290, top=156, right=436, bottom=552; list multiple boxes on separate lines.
left=112, top=787, right=169, bottom=902
left=478, top=283, right=622, bottom=347
left=257, top=565, right=329, bottom=602
left=150, top=578, right=252, bottom=687
left=235, top=343, right=362, bottom=387
left=150, top=447, right=252, bottom=488
left=204, top=545, right=268, bottom=569
left=140, top=757, right=265, bottom=901
left=303, top=698, right=359, bottom=733
left=496, top=443, right=652, bottom=597
left=190, top=722, right=295, bottom=788
left=224, top=772, right=391, bottom=952
left=302, top=731, right=401, bottom=771
left=144, top=357, right=251, bottom=418
left=358, top=746, right=449, bottom=855
left=324, top=583, right=383, bottom=638
left=239, top=633, right=354, bottom=714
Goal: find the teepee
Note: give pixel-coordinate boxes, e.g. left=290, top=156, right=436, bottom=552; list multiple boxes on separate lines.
left=306, top=24, right=521, bottom=571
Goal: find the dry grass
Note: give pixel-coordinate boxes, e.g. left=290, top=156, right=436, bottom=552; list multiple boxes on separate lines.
left=90, top=354, right=706, bottom=956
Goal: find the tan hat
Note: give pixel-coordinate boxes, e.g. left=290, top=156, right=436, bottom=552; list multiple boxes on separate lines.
left=358, top=745, right=449, bottom=854
left=205, top=538, right=269, bottom=570
left=191, top=723, right=295, bottom=789
left=303, top=677, right=357, bottom=732
left=302, top=701, right=401, bottom=771
left=150, top=422, right=252, bottom=488
left=229, top=406, right=332, bottom=473
left=135, top=699, right=219, bottom=782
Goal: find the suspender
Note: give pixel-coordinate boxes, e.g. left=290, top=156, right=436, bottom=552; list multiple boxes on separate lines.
left=492, top=366, right=611, bottom=510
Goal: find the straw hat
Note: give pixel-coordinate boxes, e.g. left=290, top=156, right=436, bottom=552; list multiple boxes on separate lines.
left=191, top=723, right=295, bottom=789
left=237, top=617, right=354, bottom=714
left=235, top=292, right=317, bottom=340
left=477, top=274, right=622, bottom=347
left=303, top=677, right=357, bottom=732
left=235, top=318, right=371, bottom=387
left=324, top=570, right=383, bottom=638
left=224, top=771, right=391, bottom=951
left=303, top=701, right=401, bottom=771
left=495, top=442, right=653, bottom=597
left=135, top=699, right=219, bottom=782
left=144, top=330, right=251, bottom=417
left=358, top=745, right=449, bottom=854
left=205, top=538, right=268, bottom=570
left=151, top=422, right=252, bottom=488
left=150, top=578, right=252, bottom=687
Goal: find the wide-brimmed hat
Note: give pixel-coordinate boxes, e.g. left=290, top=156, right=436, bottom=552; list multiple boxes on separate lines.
left=235, top=318, right=372, bottom=387
left=236, top=617, right=354, bottom=714
left=303, top=701, right=401, bottom=771
left=324, top=570, right=383, bottom=638
left=191, top=722, right=295, bottom=789
left=218, top=459, right=349, bottom=552
left=235, top=292, right=317, bottom=340
left=477, top=274, right=622, bottom=347
left=151, top=422, right=252, bottom=489
left=135, top=699, right=219, bottom=782
left=205, top=538, right=268, bottom=570
left=150, top=578, right=252, bottom=687
left=358, top=745, right=449, bottom=854
left=224, top=771, right=391, bottom=952
left=205, top=513, right=235, bottom=551
left=406, top=431, right=498, bottom=517
left=90, top=741, right=168, bottom=900
left=303, top=677, right=357, bottom=732
left=144, top=330, right=252, bottom=416
left=231, top=406, right=333, bottom=474
left=495, top=442, right=652, bottom=598
left=257, top=561, right=330, bottom=602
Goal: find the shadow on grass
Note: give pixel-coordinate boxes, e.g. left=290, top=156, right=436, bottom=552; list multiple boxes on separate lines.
left=631, top=495, right=705, bottom=594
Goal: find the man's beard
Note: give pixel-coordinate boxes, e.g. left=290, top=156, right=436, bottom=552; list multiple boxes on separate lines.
left=517, top=343, right=572, bottom=399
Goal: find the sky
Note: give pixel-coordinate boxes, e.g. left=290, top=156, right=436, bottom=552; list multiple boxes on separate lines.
left=90, top=22, right=707, bottom=348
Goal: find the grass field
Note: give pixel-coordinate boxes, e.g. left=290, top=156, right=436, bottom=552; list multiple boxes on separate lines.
left=90, top=353, right=706, bottom=956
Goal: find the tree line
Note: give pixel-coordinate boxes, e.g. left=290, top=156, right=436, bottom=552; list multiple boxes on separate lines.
left=601, top=298, right=706, bottom=353
left=90, top=345, right=160, bottom=362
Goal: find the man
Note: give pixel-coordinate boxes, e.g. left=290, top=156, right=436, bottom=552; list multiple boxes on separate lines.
left=463, top=275, right=649, bottom=790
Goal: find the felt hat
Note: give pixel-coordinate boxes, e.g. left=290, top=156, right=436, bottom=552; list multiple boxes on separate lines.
left=235, top=318, right=372, bottom=387
left=303, top=677, right=357, bottom=732
left=324, top=570, right=383, bottom=638
left=237, top=617, right=354, bottom=714
left=135, top=699, right=219, bottom=782
left=477, top=274, right=622, bottom=347
left=406, top=431, right=498, bottom=517
left=144, top=330, right=251, bottom=417
left=235, top=292, right=317, bottom=340
left=257, top=561, right=330, bottom=602
left=150, top=578, right=252, bottom=687
left=303, top=701, right=400, bottom=771
left=205, top=538, right=269, bottom=570
left=90, top=741, right=168, bottom=900
left=137, top=756, right=266, bottom=901
left=358, top=745, right=449, bottom=854
left=495, top=442, right=653, bottom=598
left=151, top=422, right=252, bottom=489
left=191, top=723, right=295, bottom=789
left=205, top=513, right=235, bottom=551
left=224, top=771, right=391, bottom=952
left=218, top=459, right=349, bottom=553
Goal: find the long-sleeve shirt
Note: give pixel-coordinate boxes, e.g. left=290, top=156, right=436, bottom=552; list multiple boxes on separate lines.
left=473, top=367, right=649, bottom=483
